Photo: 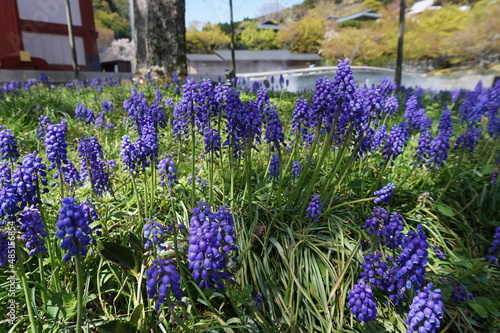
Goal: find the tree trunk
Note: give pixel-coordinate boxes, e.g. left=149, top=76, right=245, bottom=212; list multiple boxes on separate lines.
left=133, top=0, right=187, bottom=78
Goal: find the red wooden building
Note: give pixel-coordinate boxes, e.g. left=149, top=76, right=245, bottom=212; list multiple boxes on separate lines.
left=0, top=0, right=100, bottom=71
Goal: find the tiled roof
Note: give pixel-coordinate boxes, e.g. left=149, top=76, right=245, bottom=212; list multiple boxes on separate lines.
left=336, top=9, right=381, bottom=23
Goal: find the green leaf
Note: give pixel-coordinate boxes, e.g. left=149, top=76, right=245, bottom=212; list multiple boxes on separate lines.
left=97, top=320, right=137, bottom=333
left=437, top=204, right=455, bottom=217
left=46, top=291, right=77, bottom=321
left=129, top=303, right=143, bottom=327
left=480, top=164, right=496, bottom=175
left=100, top=241, right=136, bottom=271
left=468, top=302, right=489, bottom=319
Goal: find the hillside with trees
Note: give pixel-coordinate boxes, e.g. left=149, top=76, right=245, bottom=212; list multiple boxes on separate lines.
left=93, top=0, right=499, bottom=72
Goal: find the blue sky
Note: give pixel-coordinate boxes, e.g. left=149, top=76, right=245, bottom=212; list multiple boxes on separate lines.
left=186, top=0, right=304, bottom=25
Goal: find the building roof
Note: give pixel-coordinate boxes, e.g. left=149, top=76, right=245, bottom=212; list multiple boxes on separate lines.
left=257, top=20, right=282, bottom=31
left=213, top=50, right=321, bottom=62
left=186, top=54, right=221, bottom=62
left=336, top=9, right=381, bottom=23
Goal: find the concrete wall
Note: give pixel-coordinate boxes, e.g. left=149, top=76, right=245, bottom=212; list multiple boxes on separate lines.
left=0, top=69, right=130, bottom=83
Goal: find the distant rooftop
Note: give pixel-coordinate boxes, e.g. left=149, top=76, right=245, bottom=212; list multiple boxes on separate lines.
left=213, top=50, right=321, bottom=62
left=329, top=9, right=381, bottom=23
left=257, top=20, right=282, bottom=31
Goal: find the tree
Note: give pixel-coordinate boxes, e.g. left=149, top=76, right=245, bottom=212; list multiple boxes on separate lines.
left=277, top=14, right=325, bottom=54
left=186, top=23, right=230, bottom=54
left=447, top=0, right=500, bottom=64
left=132, top=0, right=187, bottom=77
left=239, top=23, right=280, bottom=50
left=321, top=26, right=387, bottom=63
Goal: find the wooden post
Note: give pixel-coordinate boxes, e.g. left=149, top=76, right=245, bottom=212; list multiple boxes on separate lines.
left=395, top=0, right=405, bottom=90
left=229, top=0, right=236, bottom=82
left=65, top=0, right=79, bottom=79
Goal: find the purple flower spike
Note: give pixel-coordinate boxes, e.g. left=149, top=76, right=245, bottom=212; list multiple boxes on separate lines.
left=56, top=197, right=93, bottom=261
left=146, top=258, right=182, bottom=311
left=347, top=280, right=378, bottom=323
left=405, top=283, right=444, bottom=333
left=306, top=194, right=322, bottom=221
left=0, top=127, right=19, bottom=162
left=19, top=206, right=48, bottom=255
left=374, top=183, right=396, bottom=204
left=188, top=202, right=238, bottom=291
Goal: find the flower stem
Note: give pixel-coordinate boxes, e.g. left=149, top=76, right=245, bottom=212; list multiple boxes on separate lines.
left=75, top=253, right=84, bottom=333
left=16, top=244, right=37, bottom=333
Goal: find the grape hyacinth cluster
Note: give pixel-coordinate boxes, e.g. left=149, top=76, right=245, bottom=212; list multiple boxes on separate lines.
left=157, top=152, right=178, bottom=187
left=143, top=219, right=168, bottom=253
left=362, top=206, right=404, bottom=249
left=374, top=183, right=396, bottom=204
left=306, top=194, right=322, bottom=221
left=19, top=206, right=48, bottom=255
left=45, top=121, right=69, bottom=175
left=0, top=127, right=20, bottom=161
left=347, top=280, right=378, bottom=322
left=188, top=202, right=238, bottom=290
left=269, top=154, right=280, bottom=181
left=38, top=115, right=52, bottom=140
left=55, top=197, right=93, bottom=261
left=396, top=224, right=429, bottom=290
left=75, top=103, right=95, bottom=124
left=485, top=226, right=500, bottom=264
left=0, top=175, right=20, bottom=224
left=146, top=258, right=182, bottom=311
left=359, top=252, right=390, bottom=289
left=120, top=135, right=139, bottom=174
left=13, top=152, right=48, bottom=209
left=405, top=283, right=444, bottom=333
left=78, top=136, right=112, bottom=197
left=383, top=121, right=409, bottom=165
left=291, top=160, right=301, bottom=179
left=450, top=281, right=473, bottom=303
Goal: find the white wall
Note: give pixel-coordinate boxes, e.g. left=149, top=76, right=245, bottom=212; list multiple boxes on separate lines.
left=22, top=32, right=86, bottom=66
left=16, top=0, right=82, bottom=26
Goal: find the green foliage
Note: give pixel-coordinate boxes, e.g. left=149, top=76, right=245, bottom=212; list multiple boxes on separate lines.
left=93, top=0, right=130, bottom=39
left=186, top=23, right=230, bottom=53
left=277, top=14, right=325, bottom=53
left=239, top=23, right=280, bottom=50
left=0, top=77, right=499, bottom=332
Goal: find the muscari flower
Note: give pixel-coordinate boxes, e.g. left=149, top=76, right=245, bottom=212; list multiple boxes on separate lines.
left=143, top=219, right=168, bottom=253
left=374, top=183, right=396, bottom=204
left=359, top=251, right=390, bottom=289
left=405, top=283, right=444, bottom=333
left=157, top=153, right=178, bottom=187
left=0, top=127, right=19, bottom=162
left=306, top=194, right=322, bottom=221
left=19, top=206, right=48, bottom=255
left=485, top=226, right=500, bottom=264
left=77, top=136, right=112, bottom=197
left=120, top=135, right=139, bottom=174
left=383, top=121, right=409, bottom=165
left=396, top=224, right=429, bottom=291
left=347, top=280, right=378, bottom=323
left=38, top=115, right=52, bottom=140
left=55, top=197, right=93, bottom=261
left=187, top=202, right=238, bottom=291
left=291, top=160, right=301, bottom=179
left=44, top=121, right=68, bottom=173
left=269, top=154, right=280, bottom=181
left=146, top=258, right=183, bottom=311
left=13, top=151, right=48, bottom=209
